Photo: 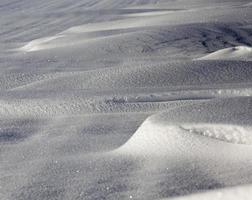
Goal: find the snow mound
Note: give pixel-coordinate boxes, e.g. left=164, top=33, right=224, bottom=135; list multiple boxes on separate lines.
left=196, top=46, right=252, bottom=61
left=168, top=184, right=252, bottom=200
left=116, top=97, right=252, bottom=156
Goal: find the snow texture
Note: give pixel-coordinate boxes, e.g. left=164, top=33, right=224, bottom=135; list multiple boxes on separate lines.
left=1, top=0, right=252, bottom=200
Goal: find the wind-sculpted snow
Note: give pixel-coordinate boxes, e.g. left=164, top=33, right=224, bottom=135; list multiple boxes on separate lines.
left=4, top=60, right=251, bottom=91
left=113, top=98, right=252, bottom=198
left=1, top=0, right=252, bottom=200
left=19, top=22, right=252, bottom=60
left=197, top=46, right=252, bottom=61
left=117, top=97, right=252, bottom=155
left=168, top=184, right=252, bottom=200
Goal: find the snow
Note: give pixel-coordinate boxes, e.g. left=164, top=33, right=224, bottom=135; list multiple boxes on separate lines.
left=1, top=0, right=252, bottom=199
left=116, top=97, right=252, bottom=157
left=169, top=184, right=252, bottom=200
left=196, top=46, right=252, bottom=61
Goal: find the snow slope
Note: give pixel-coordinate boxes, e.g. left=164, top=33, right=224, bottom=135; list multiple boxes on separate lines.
left=1, top=0, right=252, bottom=200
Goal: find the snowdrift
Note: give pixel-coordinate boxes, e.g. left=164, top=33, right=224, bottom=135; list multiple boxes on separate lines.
left=169, top=184, right=252, bottom=200
left=2, top=0, right=252, bottom=200
left=197, top=46, right=252, bottom=61
left=117, top=97, right=252, bottom=156
left=112, top=97, right=252, bottom=198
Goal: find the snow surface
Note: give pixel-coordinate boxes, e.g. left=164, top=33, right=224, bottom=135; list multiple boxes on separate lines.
left=1, top=0, right=252, bottom=199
